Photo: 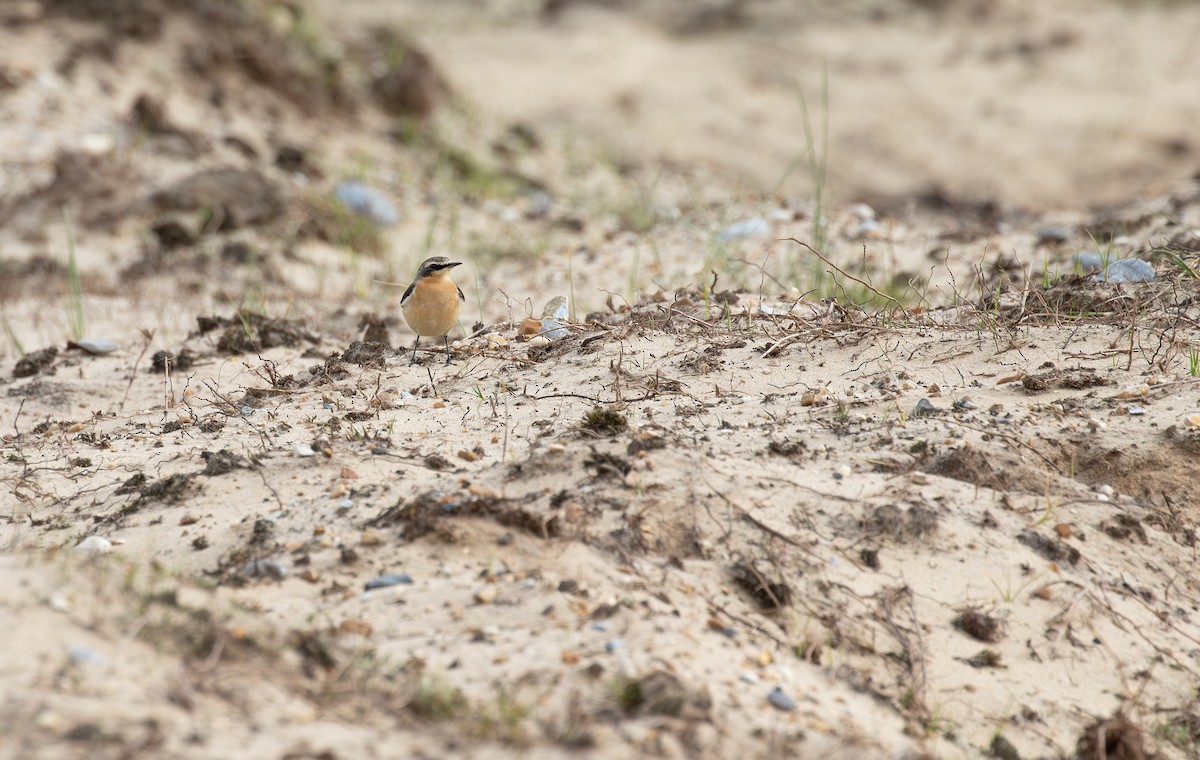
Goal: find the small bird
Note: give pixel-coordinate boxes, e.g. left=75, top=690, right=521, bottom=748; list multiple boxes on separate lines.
left=401, top=256, right=465, bottom=365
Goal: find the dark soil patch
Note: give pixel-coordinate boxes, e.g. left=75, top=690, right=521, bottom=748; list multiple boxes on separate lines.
left=922, top=446, right=1013, bottom=491
left=150, top=348, right=197, bottom=373
left=201, top=449, right=251, bottom=476
left=729, top=562, right=793, bottom=611
left=1071, top=435, right=1200, bottom=518
left=341, top=340, right=391, bottom=368
left=151, top=167, right=286, bottom=230
left=863, top=504, right=939, bottom=543
left=0, top=152, right=141, bottom=233
left=1021, top=368, right=1108, bottom=393
left=199, top=311, right=316, bottom=354
left=12, top=347, right=58, bottom=378
left=1017, top=528, right=1081, bottom=565
left=953, top=608, right=1003, bottom=643
left=366, top=489, right=559, bottom=542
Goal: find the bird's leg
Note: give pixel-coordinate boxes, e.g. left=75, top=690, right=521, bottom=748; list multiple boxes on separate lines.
left=443, top=334, right=452, bottom=365
left=410, top=337, right=421, bottom=365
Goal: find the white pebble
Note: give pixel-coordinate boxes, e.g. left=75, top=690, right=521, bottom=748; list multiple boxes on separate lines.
left=74, top=536, right=112, bottom=556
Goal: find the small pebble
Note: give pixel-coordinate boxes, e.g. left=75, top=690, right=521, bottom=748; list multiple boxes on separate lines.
left=1099, top=258, right=1155, bottom=284
left=718, top=217, right=769, bottom=241
left=767, top=686, right=797, bottom=712
left=294, top=442, right=316, bottom=457
left=334, top=181, right=399, bottom=226
left=68, top=644, right=106, bottom=666
left=47, top=593, right=71, bottom=613
left=363, top=573, right=413, bottom=591
left=591, top=622, right=609, bottom=632
left=474, top=585, right=498, bottom=604
left=1127, top=405, right=1146, bottom=416
left=913, top=398, right=939, bottom=417
left=739, top=671, right=760, bottom=684
left=74, top=536, right=112, bottom=556
left=832, top=464, right=852, bottom=480
left=67, top=338, right=120, bottom=355
left=1098, top=484, right=1115, bottom=496
left=605, top=638, right=623, bottom=653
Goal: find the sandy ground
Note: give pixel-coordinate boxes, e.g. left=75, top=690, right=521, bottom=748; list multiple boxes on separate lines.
left=3, top=1, right=1200, bottom=759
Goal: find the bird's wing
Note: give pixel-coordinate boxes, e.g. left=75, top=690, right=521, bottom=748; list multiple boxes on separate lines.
left=456, top=285, right=465, bottom=302
left=401, top=281, right=416, bottom=306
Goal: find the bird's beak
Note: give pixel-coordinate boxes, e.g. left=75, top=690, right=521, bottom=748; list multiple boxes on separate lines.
left=448, top=261, right=463, bottom=268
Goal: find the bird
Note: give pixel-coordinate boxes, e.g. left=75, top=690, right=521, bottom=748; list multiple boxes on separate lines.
left=401, top=256, right=465, bottom=365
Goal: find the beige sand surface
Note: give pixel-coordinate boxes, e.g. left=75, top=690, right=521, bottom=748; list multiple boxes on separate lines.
left=2, top=1, right=1200, bottom=758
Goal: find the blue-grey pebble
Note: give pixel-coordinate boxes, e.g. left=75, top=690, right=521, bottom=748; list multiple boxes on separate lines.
left=768, top=686, right=797, bottom=711
left=364, top=573, right=414, bottom=590
left=334, top=181, right=399, bottom=226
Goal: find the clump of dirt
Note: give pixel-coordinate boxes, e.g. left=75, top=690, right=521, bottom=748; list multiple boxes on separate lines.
left=129, top=473, right=197, bottom=510
left=1100, top=513, right=1149, bottom=544
left=367, top=489, right=560, bottom=542
left=366, top=30, right=448, bottom=118
left=199, top=311, right=316, bottom=354
left=1017, top=528, right=1081, bottom=565
left=12, top=347, right=58, bottom=378
left=150, top=348, right=197, bottom=373
left=341, top=340, right=391, bottom=368
left=201, top=449, right=250, bottom=477
left=922, top=446, right=1014, bottom=491
left=953, top=608, right=1003, bottom=643
left=582, top=408, right=627, bottom=435
left=1021, top=367, right=1108, bottom=392
left=151, top=167, right=286, bottom=230
left=863, top=504, right=939, bottom=543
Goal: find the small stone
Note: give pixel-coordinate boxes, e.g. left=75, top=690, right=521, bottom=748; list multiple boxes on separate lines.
left=1099, top=258, right=1155, bottom=284
left=47, top=593, right=71, bottom=613
left=67, top=338, right=120, bottom=355
left=363, top=573, right=413, bottom=591
left=604, top=638, right=623, bottom=652
left=333, top=181, right=398, bottom=226
left=457, top=449, right=479, bottom=462
left=767, top=686, right=797, bottom=712
left=718, top=217, right=769, bottom=241
left=832, top=464, right=852, bottom=480
left=474, top=585, right=498, bottom=604
left=518, top=318, right=542, bottom=338
left=800, top=389, right=827, bottom=406
left=1098, top=484, right=1115, bottom=496
left=74, top=536, right=112, bottom=556
left=486, top=333, right=508, bottom=349
left=338, top=619, right=373, bottom=637
left=913, top=398, right=940, bottom=417
left=739, top=671, right=759, bottom=684
left=561, top=650, right=581, bottom=665
left=528, top=335, right=550, bottom=348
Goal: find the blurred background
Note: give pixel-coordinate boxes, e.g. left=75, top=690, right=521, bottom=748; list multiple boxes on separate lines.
left=1, top=0, right=1199, bottom=350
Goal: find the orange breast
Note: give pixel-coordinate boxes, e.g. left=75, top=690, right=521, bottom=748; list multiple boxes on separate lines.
left=402, top=277, right=462, bottom=337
